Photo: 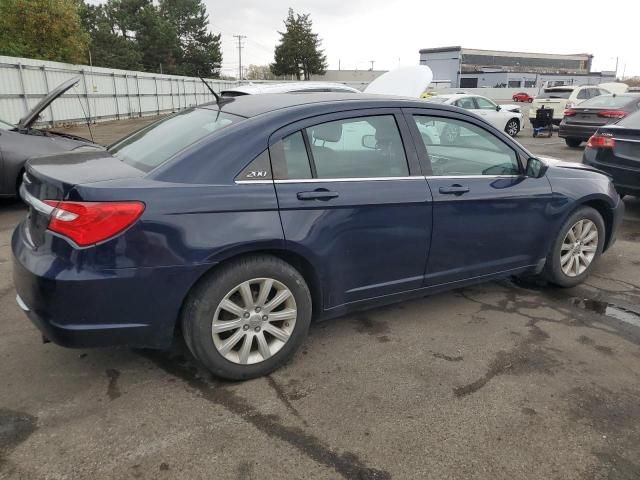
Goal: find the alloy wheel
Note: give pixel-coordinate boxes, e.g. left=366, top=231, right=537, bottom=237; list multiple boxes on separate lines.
left=211, top=278, right=297, bottom=365
left=506, top=120, right=519, bottom=137
left=560, top=219, right=598, bottom=277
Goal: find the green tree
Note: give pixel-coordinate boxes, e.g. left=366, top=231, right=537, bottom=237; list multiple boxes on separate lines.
left=271, top=8, right=327, bottom=80
left=160, top=0, right=222, bottom=77
left=0, top=0, right=89, bottom=64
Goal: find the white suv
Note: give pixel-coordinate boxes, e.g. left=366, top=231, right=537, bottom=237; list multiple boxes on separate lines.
left=528, top=85, right=610, bottom=125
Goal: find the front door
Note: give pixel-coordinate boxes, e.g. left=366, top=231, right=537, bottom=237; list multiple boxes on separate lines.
left=271, top=110, right=432, bottom=309
left=407, top=111, right=553, bottom=286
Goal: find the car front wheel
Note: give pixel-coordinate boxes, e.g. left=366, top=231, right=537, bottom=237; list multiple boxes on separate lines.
left=182, top=255, right=312, bottom=380
left=544, top=206, right=605, bottom=287
left=505, top=119, right=520, bottom=137
left=565, top=138, right=582, bottom=148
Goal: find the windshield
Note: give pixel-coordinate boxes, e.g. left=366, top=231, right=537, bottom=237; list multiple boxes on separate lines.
left=0, top=118, right=15, bottom=130
left=537, top=89, right=573, bottom=99
left=579, top=94, right=638, bottom=109
left=109, top=108, right=243, bottom=172
left=618, top=110, right=640, bottom=129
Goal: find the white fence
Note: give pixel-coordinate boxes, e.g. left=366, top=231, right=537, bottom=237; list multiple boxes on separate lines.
left=0, top=55, right=254, bottom=126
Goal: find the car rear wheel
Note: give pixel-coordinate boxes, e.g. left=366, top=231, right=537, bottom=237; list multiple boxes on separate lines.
left=182, top=255, right=312, bottom=380
left=527, top=98, right=533, bottom=103
left=544, top=206, right=605, bottom=287
left=505, top=119, right=519, bottom=137
left=565, top=138, right=582, bottom=148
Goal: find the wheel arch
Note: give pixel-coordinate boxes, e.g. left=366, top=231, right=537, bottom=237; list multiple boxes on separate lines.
left=580, top=198, right=615, bottom=251
left=175, top=247, right=324, bottom=336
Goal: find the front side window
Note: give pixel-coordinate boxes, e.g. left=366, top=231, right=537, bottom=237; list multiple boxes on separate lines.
left=474, top=97, right=497, bottom=110
left=412, top=116, right=520, bottom=176
left=305, top=115, right=409, bottom=179
left=109, top=108, right=243, bottom=172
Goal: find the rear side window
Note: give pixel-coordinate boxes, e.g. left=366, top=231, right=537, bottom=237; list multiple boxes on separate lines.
left=306, top=115, right=408, bottom=179
left=281, top=132, right=312, bottom=179
left=275, top=115, right=409, bottom=180
left=109, top=109, right=243, bottom=172
left=474, top=97, right=496, bottom=110
left=538, top=90, right=572, bottom=99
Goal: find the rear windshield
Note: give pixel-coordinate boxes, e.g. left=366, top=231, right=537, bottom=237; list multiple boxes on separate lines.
left=537, top=89, right=573, bottom=99
left=579, top=95, right=637, bottom=108
left=618, top=110, right=640, bottom=129
left=109, top=108, right=243, bottom=172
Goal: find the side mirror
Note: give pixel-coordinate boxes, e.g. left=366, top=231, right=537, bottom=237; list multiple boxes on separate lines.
left=526, top=157, right=548, bottom=178
left=496, top=105, right=501, bottom=112
left=361, top=135, right=376, bottom=149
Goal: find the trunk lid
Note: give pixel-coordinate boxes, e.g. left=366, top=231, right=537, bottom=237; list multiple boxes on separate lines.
left=18, top=76, right=81, bottom=130
left=21, top=151, right=145, bottom=247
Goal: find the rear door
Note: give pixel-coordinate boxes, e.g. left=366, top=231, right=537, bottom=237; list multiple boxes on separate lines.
left=270, top=109, right=432, bottom=309
left=405, top=109, right=553, bottom=286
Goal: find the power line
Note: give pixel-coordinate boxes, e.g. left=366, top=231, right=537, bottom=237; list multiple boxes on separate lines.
left=233, top=34, right=247, bottom=80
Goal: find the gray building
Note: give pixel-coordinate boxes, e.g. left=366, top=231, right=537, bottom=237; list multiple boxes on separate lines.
left=419, top=46, right=614, bottom=89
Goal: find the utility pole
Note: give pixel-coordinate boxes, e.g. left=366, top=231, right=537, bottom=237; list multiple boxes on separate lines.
left=338, top=59, right=341, bottom=71
left=369, top=60, right=375, bottom=71
left=233, top=34, right=246, bottom=80
left=615, top=56, right=619, bottom=78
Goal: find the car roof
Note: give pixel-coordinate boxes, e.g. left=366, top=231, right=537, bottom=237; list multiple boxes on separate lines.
left=220, top=82, right=361, bottom=95
left=200, top=92, right=453, bottom=118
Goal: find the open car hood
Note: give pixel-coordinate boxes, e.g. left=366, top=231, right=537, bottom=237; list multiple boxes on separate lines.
left=17, top=76, right=81, bottom=130
left=364, top=66, right=433, bottom=98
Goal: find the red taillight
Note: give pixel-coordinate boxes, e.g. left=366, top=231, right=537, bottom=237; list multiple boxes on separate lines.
left=563, top=109, right=577, bottom=117
left=43, top=201, right=145, bottom=246
left=586, top=135, right=616, bottom=149
left=597, top=110, right=627, bottom=119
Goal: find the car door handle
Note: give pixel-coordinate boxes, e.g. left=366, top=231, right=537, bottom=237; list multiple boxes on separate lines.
left=439, top=185, right=470, bottom=195
left=296, top=189, right=339, bottom=201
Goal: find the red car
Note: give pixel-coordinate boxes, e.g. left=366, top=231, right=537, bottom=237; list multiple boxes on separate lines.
left=512, top=92, right=534, bottom=103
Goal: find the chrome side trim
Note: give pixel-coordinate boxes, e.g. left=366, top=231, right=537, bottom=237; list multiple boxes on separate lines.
left=615, top=138, right=640, bottom=144
left=19, top=183, right=54, bottom=216
left=234, top=179, right=274, bottom=185
left=235, top=174, right=521, bottom=185
left=424, top=175, right=521, bottom=179
left=16, top=295, right=30, bottom=312
left=274, top=176, right=422, bottom=184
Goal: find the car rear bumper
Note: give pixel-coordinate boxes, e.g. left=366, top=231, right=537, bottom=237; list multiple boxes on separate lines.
left=558, top=124, right=599, bottom=140
left=11, top=223, right=210, bottom=349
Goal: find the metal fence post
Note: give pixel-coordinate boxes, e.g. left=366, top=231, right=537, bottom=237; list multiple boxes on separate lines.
left=183, top=78, right=187, bottom=107
left=112, top=73, right=120, bottom=120
left=135, top=74, right=142, bottom=117
left=40, top=65, right=53, bottom=125
left=154, top=76, right=160, bottom=115
left=125, top=75, right=133, bottom=118
left=16, top=63, right=30, bottom=119
left=80, top=69, right=93, bottom=123
left=170, top=78, right=175, bottom=112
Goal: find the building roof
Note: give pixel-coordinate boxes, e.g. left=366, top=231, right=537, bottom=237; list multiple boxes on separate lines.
left=419, top=46, right=592, bottom=60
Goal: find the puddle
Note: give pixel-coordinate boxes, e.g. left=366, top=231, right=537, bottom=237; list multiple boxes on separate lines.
left=570, top=297, right=640, bottom=328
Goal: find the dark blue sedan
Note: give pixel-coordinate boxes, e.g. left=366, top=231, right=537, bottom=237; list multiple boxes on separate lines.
left=12, top=93, right=624, bottom=379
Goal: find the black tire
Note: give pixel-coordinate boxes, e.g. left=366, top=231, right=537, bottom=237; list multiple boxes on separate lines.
left=616, top=189, right=632, bottom=199
left=505, top=119, right=520, bottom=137
left=543, top=206, right=605, bottom=288
left=182, top=255, right=312, bottom=380
left=565, top=138, right=582, bottom=148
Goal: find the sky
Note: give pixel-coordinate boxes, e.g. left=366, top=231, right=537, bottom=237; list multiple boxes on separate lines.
left=207, top=0, right=637, bottom=78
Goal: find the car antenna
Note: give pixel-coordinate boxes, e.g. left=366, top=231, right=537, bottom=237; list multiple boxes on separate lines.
left=73, top=87, right=95, bottom=143
left=199, top=75, right=232, bottom=106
